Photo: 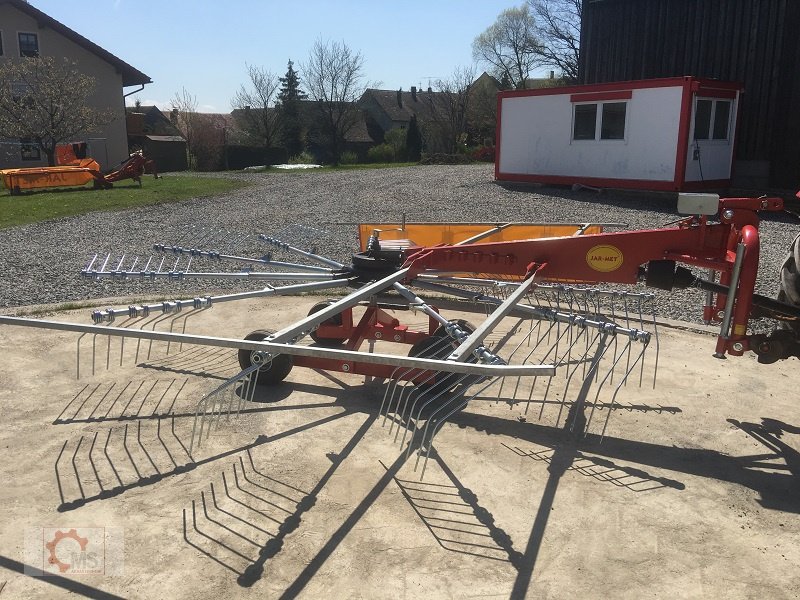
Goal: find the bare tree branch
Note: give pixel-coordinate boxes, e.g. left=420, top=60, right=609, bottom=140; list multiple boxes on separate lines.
left=530, top=0, right=582, bottom=82
left=472, top=5, right=541, bottom=90
left=231, top=64, right=280, bottom=147
left=425, top=65, right=477, bottom=154
left=301, top=39, right=367, bottom=164
left=170, top=87, right=199, bottom=169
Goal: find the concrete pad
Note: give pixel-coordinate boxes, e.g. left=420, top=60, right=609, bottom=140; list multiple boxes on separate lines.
left=0, top=296, right=798, bottom=599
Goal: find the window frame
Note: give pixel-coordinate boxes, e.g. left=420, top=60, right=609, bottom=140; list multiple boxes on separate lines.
left=571, top=100, right=628, bottom=143
left=0, top=30, right=4, bottom=57
left=17, top=31, right=39, bottom=57
left=19, top=138, right=41, bottom=161
left=693, top=97, right=732, bottom=143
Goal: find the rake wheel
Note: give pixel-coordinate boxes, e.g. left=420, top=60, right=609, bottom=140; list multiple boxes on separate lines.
left=307, top=300, right=347, bottom=347
left=238, top=329, right=293, bottom=385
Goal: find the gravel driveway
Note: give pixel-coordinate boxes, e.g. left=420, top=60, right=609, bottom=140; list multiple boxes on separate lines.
left=1, top=164, right=797, bottom=327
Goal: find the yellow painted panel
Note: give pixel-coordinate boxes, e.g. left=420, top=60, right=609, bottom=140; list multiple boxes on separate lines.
left=1, top=162, right=101, bottom=191
left=358, top=223, right=603, bottom=251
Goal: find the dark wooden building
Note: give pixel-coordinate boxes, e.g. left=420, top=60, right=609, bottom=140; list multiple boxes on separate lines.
left=579, top=0, right=800, bottom=189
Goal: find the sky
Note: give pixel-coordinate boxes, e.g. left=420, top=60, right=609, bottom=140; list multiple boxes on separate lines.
left=31, top=0, right=531, bottom=113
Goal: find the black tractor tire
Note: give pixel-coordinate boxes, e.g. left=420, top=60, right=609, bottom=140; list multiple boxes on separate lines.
left=778, top=232, right=800, bottom=335
left=307, top=300, right=347, bottom=347
left=238, top=329, right=293, bottom=385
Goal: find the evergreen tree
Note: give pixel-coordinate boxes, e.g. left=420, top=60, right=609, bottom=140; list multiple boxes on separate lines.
left=277, top=60, right=308, bottom=157
left=405, top=115, right=423, bottom=161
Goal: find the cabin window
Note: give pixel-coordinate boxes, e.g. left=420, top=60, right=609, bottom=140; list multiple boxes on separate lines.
left=573, top=104, right=597, bottom=140
left=20, top=138, right=40, bottom=161
left=18, top=32, right=38, bottom=57
left=573, top=101, right=627, bottom=141
left=694, top=99, right=731, bottom=141
left=600, top=102, right=627, bottom=139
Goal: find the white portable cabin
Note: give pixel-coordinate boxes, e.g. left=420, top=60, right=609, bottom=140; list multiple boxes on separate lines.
left=495, top=77, right=742, bottom=191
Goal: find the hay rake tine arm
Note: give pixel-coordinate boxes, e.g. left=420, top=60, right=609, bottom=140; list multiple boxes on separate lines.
left=88, top=279, right=349, bottom=323
left=151, top=244, right=333, bottom=273
left=260, top=235, right=345, bottom=269
left=82, top=268, right=339, bottom=282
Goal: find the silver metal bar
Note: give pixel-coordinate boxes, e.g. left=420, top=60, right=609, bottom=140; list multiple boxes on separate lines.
left=90, top=280, right=349, bottom=322
left=0, top=315, right=555, bottom=377
left=391, top=282, right=451, bottom=328
left=455, top=223, right=513, bottom=245
left=713, top=242, right=746, bottom=359
left=703, top=268, right=716, bottom=325
left=82, top=269, right=338, bottom=281
left=260, top=235, right=345, bottom=269
left=152, top=245, right=333, bottom=273
left=267, top=268, right=410, bottom=343
left=447, top=275, right=539, bottom=361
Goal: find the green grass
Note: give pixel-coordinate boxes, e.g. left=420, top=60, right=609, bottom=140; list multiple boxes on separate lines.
left=0, top=175, right=251, bottom=229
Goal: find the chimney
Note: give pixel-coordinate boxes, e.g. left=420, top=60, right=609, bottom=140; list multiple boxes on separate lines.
left=245, top=105, right=250, bottom=112
left=427, top=86, right=432, bottom=94
left=550, top=70, right=555, bottom=80
left=397, top=88, right=403, bottom=108
left=411, top=86, right=417, bottom=101
left=170, top=108, right=178, bottom=123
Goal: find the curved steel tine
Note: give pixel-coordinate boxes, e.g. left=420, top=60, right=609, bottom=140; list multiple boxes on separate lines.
left=600, top=343, right=650, bottom=441
left=417, top=375, right=502, bottom=477
left=584, top=337, right=634, bottom=433
left=379, top=366, right=407, bottom=423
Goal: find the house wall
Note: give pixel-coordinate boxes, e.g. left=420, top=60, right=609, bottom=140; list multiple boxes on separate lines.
left=498, top=86, right=684, bottom=185
left=0, top=4, right=129, bottom=170
left=579, top=0, right=800, bottom=189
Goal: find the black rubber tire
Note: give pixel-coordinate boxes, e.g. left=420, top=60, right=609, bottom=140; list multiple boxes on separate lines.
left=778, top=232, right=800, bottom=335
left=307, top=300, right=347, bottom=347
left=238, top=329, right=293, bottom=385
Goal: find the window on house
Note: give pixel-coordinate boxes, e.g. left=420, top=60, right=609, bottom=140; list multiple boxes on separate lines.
left=18, top=32, right=38, bottom=57
left=573, top=101, right=627, bottom=141
left=573, top=104, right=597, bottom=140
left=20, top=138, right=40, bottom=161
left=694, top=99, right=731, bottom=141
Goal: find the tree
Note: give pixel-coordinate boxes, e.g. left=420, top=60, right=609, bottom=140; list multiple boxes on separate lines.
left=425, top=66, right=476, bottom=154
left=0, top=57, right=115, bottom=166
left=302, top=39, right=367, bottom=165
left=170, top=87, right=200, bottom=169
left=472, top=5, right=541, bottom=90
left=405, top=115, right=422, bottom=161
left=529, top=0, right=582, bottom=82
left=231, top=64, right=280, bottom=147
left=276, top=60, right=307, bottom=158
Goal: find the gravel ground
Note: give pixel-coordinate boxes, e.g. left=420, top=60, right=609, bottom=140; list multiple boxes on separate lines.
left=1, top=164, right=797, bottom=328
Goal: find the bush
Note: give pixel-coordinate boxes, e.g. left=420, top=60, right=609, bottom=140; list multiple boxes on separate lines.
left=339, top=151, right=359, bottom=165
left=470, top=145, right=495, bottom=162
left=288, top=151, right=316, bottom=165
left=367, top=144, right=395, bottom=163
